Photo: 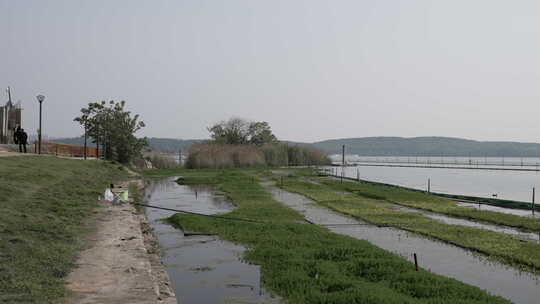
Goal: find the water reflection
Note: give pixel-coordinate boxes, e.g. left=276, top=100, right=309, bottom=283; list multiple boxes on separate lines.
left=144, top=177, right=279, bottom=304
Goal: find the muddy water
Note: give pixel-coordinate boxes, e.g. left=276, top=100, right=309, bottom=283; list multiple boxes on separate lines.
left=391, top=204, right=540, bottom=242
left=144, top=177, right=278, bottom=304
left=262, top=182, right=540, bottom=304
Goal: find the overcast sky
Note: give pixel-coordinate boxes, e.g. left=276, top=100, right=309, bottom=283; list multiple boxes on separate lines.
left=1, top=1, right=540, bottom=143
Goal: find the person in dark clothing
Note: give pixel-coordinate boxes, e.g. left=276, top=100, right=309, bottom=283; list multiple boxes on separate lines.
left=13, top=126, right=21, bottom=145
left=18, top=129, right=28, bottom=153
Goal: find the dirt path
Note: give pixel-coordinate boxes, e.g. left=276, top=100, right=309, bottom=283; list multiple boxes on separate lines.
left=0, top=145, right=22, bottom=156
left=65, top=182, right=177, bottom=304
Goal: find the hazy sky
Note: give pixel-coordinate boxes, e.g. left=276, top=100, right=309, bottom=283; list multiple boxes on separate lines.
left=2, top=1, right=540, bottom=143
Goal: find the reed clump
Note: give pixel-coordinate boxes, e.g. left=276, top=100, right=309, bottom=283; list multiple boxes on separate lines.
left=185, top=143, right=331, bottom=169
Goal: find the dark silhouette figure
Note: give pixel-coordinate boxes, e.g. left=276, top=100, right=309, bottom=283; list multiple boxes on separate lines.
left=18, top=129, right=28, bottom=153
left=13, top=126, right=21, bottom=145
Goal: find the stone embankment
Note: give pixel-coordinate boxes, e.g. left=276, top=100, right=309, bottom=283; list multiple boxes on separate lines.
left=65, top=180, right=177, bottom=304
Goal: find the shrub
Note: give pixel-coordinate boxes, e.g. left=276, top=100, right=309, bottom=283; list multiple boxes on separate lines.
left=146, top=153, right=181, bottom=169
left=185, top=143, right=331, bottom=169
left=185, top=144, right=266, bottom=169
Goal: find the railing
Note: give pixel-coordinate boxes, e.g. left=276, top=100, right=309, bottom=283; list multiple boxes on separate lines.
left=34, top=141, right=98, bottom=158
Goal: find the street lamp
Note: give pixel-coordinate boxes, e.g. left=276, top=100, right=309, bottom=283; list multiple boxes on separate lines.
left=36, top=94, right=45, bottom=154
left=83, top=122, right=87, bottom=160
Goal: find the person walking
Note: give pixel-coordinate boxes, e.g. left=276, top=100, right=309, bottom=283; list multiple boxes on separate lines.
left=19, top=129, right=28, bottom=153
left=13, top=126, right=21, bottom=145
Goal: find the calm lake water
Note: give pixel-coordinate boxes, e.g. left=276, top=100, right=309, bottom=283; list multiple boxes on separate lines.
left=329, top=159, right=540, bottom=203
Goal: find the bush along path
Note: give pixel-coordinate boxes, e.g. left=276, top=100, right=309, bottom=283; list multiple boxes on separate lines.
left=319, top=175, right=540, bottom=232
left=278, top=174, right=540, bottom=275
left=167, top=169, right=509, bottom=304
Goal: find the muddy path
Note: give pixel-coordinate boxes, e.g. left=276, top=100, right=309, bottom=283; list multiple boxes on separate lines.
left=143, top=177, right=280, bottom=304
left=261, top=181, right=540, bottom=304
left=65, top=180, right=176, bottom=304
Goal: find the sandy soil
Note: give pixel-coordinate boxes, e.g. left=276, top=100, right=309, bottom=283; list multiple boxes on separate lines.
left=65, top=181, right=177, bottom=304
left=0, top=145, right=23, bottom=156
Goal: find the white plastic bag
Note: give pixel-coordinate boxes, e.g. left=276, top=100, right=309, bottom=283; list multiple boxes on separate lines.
left=104, top=188, right=114, bottom=202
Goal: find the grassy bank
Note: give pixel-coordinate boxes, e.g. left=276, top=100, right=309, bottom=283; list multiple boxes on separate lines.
left=322, top=174, right=540, bottom=232
left=278, top=175, right=540, bottom=273
left=166, top=169, right=508, bottom=303
left=0, top=156, right=127, bottom=303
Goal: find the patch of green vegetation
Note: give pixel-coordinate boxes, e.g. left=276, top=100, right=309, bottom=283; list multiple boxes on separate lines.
left=316, top=175, right=540, bottom=232
left=0, top=156, right=127, bottom=303
left=436, top=192, right=538, bottom=211
left=128, top=182, right=145, bottom=212
left=279, top=176, right=540, bottom=274
left=167, top=169, right=508, bottom=303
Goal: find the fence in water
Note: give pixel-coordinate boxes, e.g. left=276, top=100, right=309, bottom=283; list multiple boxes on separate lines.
left=334, top=156, right=540, bottom=171
left=323, top=165, right=540, bottom=213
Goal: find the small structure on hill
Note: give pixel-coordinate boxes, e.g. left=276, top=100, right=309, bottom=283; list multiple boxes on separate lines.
left=0, top=87, right=22, bottom=144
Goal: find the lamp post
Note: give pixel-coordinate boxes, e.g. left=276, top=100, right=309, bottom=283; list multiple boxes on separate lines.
left=36, top=95, right=45, bottom=154
left=83, top=122, right=87, bottom=160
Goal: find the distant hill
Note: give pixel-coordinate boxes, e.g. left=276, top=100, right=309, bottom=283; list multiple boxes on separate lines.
left=53, top=136, right=540, bottom=157
left=312, top=137, right=540, bottom=157
left=53, top=137, right=204, bottom=153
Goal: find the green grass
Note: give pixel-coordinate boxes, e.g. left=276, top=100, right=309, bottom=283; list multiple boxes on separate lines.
left=0, top=156, right=128, bottom=303
left=167, top=169, right=509, bottom=303
left=316, top=175, right=540, bottom=232
left=278, top=175, right=540, bottom=274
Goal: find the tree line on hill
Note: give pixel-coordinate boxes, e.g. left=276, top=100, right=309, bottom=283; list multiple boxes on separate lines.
left=314, top=137, right=540, bottom=157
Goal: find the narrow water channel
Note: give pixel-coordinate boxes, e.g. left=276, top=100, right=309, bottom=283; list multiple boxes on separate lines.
left=262, top=182, right=540, bottom=304
left=390, top=204, right=540, bottom=242
left=457, top=201, right=538, bottom=218
left=144, top=177, right=279, bottom=304
left=307, top=175, right=540, bottom=241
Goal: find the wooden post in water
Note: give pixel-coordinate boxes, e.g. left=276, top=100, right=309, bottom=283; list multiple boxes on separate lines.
left=413, top=253, right=419, bottom=271
left=427, top=179, right=431, bottom=193
left=357, top=168, right=360, bottom=182
left=342, top=145, right=345, bottom=167
left=341, top=145, right=345, bottom=184
left=533, top=187, right=535, bottom=216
